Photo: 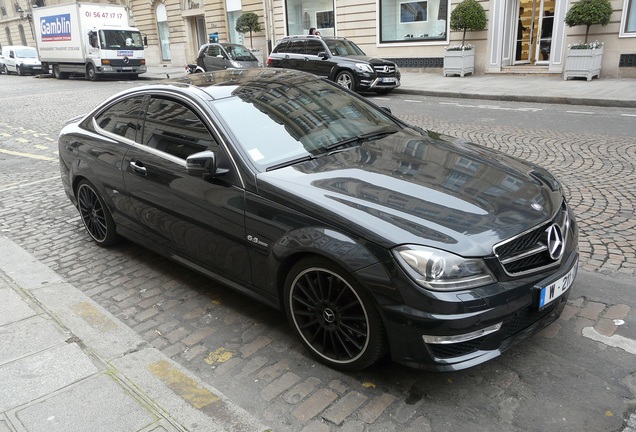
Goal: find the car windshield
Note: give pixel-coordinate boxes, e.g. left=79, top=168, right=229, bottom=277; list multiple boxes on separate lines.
left=16, top=48, right=37, bottom=58
left=222, top=44, right=257, bottom=62
left=210, top=80, right=398, bottom=171
left=325, top=39, right=366, bottom=57
left=99, top=30, right=144, bottom=50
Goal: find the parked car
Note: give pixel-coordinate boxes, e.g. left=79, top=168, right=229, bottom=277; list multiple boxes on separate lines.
left=0, top=46, right=44, bottom=75
left=267, top=35, right=400, bottom=94
left=194, top=42, right=260, bottom=72
left=58, top=68, right=578, bottom=372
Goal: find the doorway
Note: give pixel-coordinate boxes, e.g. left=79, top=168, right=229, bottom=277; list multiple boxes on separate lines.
left=514, top=0, right=556, bottom=64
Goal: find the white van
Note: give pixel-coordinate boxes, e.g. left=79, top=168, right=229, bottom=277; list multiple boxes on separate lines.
left=0, top=46, right=44, bottom=75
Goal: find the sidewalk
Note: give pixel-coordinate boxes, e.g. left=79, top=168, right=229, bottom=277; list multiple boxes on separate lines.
left=143, top=65, right=636, bottom=108
left=0, top=234, right=268, bottom=432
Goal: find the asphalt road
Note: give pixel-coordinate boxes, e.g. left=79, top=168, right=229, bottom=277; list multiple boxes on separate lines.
left=1, top=74, right=635, bottom=432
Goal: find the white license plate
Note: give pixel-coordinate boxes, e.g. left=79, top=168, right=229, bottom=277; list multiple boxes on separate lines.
left=122, top=67, right=133, bottom=71
left=539, top=259, right=578, bottom=309
left=381, top=77, right=396, bottom=83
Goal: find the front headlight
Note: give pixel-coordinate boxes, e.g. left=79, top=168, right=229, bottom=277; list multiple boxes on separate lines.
left=230, top=60, right=242, bottom=68
left=355, top=63, right=374, bottom=73
left=394, top=245, right=495, bottom=291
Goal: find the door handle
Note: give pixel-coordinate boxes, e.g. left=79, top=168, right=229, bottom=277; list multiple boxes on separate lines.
left=129, top=160, right=147, bottom=175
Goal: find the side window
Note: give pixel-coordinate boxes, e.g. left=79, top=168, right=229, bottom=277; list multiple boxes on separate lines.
left=141, top=97, right=217, bottom=160
left=273, top=41, right=289, bottom=53
left=95, top=96, right=145, bottom=141
left=305, top=40, right=324, bottom=56
left=287, top=40, right=306, bottom=54
left=206, top=45, right=221, bottom=57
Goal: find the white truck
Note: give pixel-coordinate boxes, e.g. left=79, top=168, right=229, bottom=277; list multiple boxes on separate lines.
left=32, top=2, right=146, bottom=80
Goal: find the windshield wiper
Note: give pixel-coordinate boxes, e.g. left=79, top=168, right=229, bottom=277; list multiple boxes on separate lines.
left=325, top=127, right=399, bottom=152
left=266, top=155, right=314, bottom=172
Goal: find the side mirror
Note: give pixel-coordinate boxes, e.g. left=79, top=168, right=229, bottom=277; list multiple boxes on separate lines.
left=317, top=51, right=329, bottom=59
left=186, top=150, right=228, bottom=178
left=143, top=35, right=148, bottom=47
left=379, top=106, right=392, bottom=114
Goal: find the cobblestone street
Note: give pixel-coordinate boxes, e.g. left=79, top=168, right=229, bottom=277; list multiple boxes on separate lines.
left=1, top=76, right=635, bottom=431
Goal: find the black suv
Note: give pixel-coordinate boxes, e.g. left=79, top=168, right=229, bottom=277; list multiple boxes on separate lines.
left=267, top=35, right=400, bottom=94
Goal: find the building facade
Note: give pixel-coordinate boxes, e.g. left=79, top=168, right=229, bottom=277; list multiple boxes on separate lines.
left=1, top=0, right=635, bottom=77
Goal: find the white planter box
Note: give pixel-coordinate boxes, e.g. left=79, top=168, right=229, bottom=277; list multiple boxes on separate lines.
left=563, top=46, right=603, bottom=81
left=443, top=50, right=475, bottom=77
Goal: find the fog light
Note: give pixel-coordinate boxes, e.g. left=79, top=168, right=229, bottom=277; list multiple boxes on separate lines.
left=422, top=322, right=502, bottom=344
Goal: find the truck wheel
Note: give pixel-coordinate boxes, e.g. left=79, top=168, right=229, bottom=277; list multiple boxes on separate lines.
left=53, top=65, right=69, bottom=80
left=0, top=64, right=6, bottom=74
left=17, top=65, right=24, bottom=76
left=86, top=64, right=99, bottom=81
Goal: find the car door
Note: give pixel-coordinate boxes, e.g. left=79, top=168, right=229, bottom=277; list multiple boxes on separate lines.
left=122, top=95, right=251, bottom=282
left=199, top=44, right=227, bottom=71
left=302, top=39, right=334, bottom=78
left=277, top=39, right=306, bottom=71
left=81, top=95, right=145, bottom=232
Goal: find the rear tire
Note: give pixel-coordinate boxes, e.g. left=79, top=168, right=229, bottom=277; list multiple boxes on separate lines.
left=284, top=257, right=387, bottom=371
left=53, top=64, right=69, bottom=79
left=76, top=180, right=119, bottom=246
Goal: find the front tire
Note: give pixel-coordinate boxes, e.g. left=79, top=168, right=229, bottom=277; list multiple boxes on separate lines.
left=335, top=71, right=355, bottom=91
left=17, top=65, right=24, bottom=76
left=284, top=257, right=387, bottom=371
left=86, top=64, right=99, bottom=81
left=76, top=180, right=119, bottom=246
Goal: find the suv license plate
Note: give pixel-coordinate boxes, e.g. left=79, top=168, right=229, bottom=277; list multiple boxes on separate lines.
left=381, top=78, right=396, bottom=83
left=538, top=259, right=577, bottom=310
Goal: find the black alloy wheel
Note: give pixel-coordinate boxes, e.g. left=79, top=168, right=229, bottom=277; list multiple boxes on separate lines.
left=284, top=257, right=386, bottom=371
left=335, top=70, right=355, bottom=90
left=76, top=180, right=118, bottom=246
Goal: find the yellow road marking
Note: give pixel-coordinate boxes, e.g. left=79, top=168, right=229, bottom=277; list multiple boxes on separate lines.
left=204, top=347, right=233, bottom=364
left=0, top=148, right=55, bottom=161
left=149, top=360, right=220, bottom=409
left=72, top=301, right=118, bottom=332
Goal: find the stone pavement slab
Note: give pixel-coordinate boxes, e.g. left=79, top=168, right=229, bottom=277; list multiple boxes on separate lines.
left=0, top=234, right=269, bottom=432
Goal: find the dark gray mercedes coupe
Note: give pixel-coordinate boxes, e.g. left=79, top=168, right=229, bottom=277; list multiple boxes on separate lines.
left=58, top=68, right=578, bottom=371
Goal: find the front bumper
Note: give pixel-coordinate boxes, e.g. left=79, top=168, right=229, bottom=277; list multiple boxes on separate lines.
left=366, top=247, right=579, bottom=371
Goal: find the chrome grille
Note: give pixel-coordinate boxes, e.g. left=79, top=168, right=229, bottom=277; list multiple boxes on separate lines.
left=374, top=65, right=397, bottom=75
left=494, top=201, right=570, bottom=276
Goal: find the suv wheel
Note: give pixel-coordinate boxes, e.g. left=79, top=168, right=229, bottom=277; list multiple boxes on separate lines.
left=335, top=71, right=355, bottom=90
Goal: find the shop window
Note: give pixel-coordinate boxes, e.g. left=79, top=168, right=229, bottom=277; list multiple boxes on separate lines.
left=620, top=0, right=636, bottom=36
left=380, top=0, right=448, bottom=43
left=156, top=3, right=171, bottom=61
left=285, top=0, right=335, bottom=37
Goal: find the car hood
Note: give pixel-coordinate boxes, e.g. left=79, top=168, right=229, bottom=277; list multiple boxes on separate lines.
left=255, top=130, right=563, bottom=257
left=338, top=55, right=396, bottom=66
left=17, top=58, right=41, bottom=65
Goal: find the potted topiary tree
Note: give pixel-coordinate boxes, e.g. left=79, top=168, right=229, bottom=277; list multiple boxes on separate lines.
left=444, top=0, right=487, bottom=77
left=235, top=12, right=263, bottom=50
left=563, top=0, right=612, bottom=80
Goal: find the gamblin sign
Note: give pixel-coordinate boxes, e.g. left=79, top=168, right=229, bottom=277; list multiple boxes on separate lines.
left=40, top=14, right=72, bottom=42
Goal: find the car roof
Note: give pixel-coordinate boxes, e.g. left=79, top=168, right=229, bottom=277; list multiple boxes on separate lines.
left=278, top=35, right=348, bottom=42
left=158, top=68, right=324, bottom=100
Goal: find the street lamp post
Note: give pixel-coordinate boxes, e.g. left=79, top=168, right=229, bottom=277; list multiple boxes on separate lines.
left=16, top=5, right=35, bottom=40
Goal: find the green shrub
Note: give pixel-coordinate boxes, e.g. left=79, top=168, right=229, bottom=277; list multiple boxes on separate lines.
left=564, top=0, right=612, bottom=44
left=449, top=0, right=487, bottom=47
left=235, top=12, right=262, bottom=49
